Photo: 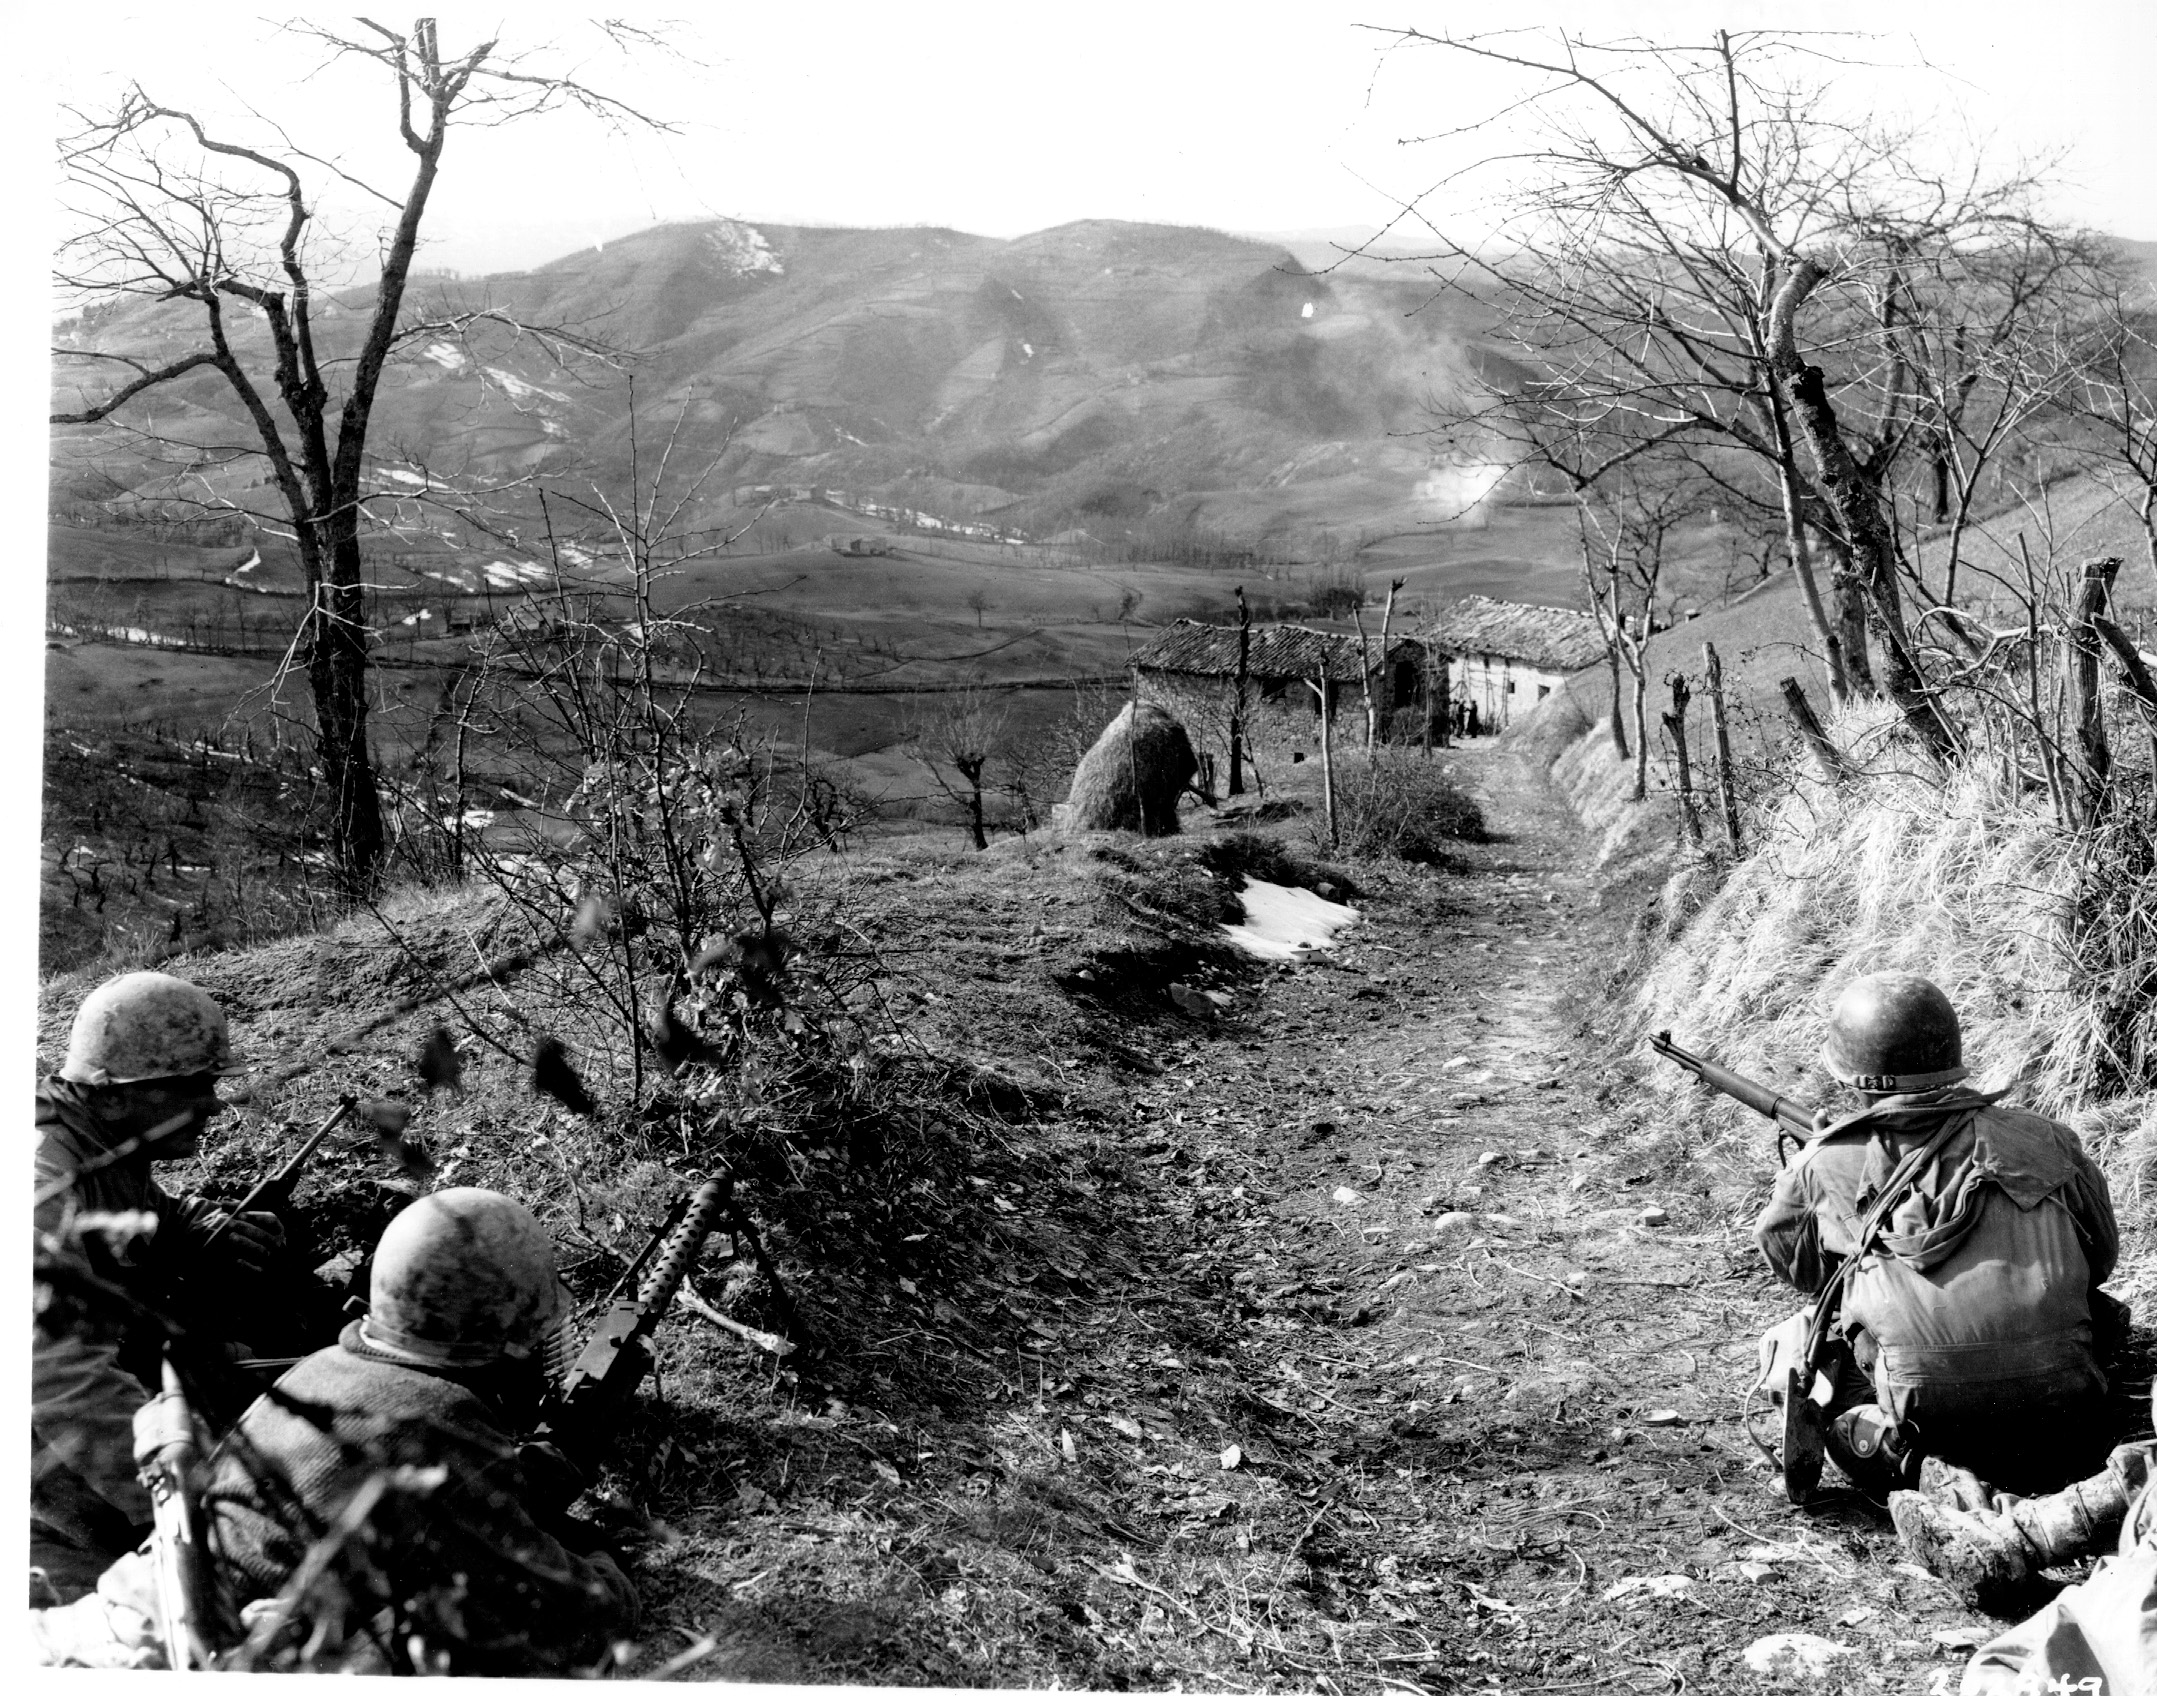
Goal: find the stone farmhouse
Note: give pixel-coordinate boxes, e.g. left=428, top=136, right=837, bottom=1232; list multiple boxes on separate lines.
left=1130, top=619, right=1430, bottom=720
left=1425, top=595, right=1605, bottom=729
left=1127, top=619, right=1434, bottom=780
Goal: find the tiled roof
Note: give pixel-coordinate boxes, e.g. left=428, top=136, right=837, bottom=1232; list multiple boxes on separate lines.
left=1425, top=595, right=1605, bottom=672
left=1129, top=619, right=1425, bottom=681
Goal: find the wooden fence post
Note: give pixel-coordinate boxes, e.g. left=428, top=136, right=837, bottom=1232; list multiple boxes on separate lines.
left=2067, top=556, right=2123, bottom=826
left=1229, top=585, right=1250, bottom=796
left=1778, top=676, right=1852, bottom=784
left=1306, top=652, right=1338, bottom=849
left=1703, top=642, right=1741, bottom=852
left=1662, top=672, right=1704, bottom=846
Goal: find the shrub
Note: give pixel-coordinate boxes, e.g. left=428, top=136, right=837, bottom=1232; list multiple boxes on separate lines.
left=1331, top=752, right=1485, bottom=863
left=1194, top=829, right=1355, bottom=899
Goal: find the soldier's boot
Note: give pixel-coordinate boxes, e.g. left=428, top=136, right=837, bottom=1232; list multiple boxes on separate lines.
left=1888, top=1468, right=2134, bottom=1615
left=1916, top=1454, right=1999, bottom=1515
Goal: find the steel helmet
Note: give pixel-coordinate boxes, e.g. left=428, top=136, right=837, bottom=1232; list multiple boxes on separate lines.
left=1821, top=971, right=1967, bottom=1093
left=367, top=1188, right=565, bottom=1369
left=60, top=971, right=244, bottom=1087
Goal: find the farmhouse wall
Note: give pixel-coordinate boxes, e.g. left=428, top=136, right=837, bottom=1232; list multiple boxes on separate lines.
left=1454, top=652, right=1570, bottom=728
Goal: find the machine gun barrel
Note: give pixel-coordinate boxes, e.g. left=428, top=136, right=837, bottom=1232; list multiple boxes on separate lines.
left=546, top=1179, right=732, bottom=1464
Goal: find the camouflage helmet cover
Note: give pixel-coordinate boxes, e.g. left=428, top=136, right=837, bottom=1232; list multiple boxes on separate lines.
left=1821, top=971, right=1966, bottom=1093
left=367, top=1187, right=566, bottom=1368
left=60, top=971, right=244, bottom=1087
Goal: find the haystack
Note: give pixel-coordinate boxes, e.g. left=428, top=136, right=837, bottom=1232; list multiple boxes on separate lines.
left=1062, top=702, right=1198, bottom=836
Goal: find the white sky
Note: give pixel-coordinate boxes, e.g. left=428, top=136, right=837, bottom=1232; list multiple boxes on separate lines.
left=29, top=2, right=2157, bottom=282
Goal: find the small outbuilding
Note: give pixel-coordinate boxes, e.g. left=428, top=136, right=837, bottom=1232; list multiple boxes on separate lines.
left=1424, top=596, right=1604, bottom=729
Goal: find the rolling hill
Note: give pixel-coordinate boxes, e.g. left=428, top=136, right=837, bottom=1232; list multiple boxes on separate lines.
left=51, top=217, right=1518, bottom=552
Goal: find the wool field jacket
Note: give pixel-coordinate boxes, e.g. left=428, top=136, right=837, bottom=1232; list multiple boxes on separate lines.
left=31, top=1080, right=227, bottom=1528
left=1754, top=1087, right=2118, bottom=1421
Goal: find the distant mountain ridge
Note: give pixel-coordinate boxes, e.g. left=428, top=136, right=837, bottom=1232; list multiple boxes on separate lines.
left=52, top=216, right=1510, bottom=547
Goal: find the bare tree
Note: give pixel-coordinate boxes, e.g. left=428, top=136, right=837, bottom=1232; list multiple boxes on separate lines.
left=1578, top=470, right=1699, bottom=800
left=50, top=19, right=675, bottom=889
left=1377, top=26, right=2095, bottom=758
left=906, top=684, right=1012, bottom=851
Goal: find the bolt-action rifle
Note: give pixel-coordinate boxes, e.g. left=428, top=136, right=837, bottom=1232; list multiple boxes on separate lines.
left=135, top=1350, right=236, bottom=1667
left=541, top=1179, right=735, bottom=1468
left=1647, top=1031, right=1819, bottom=1166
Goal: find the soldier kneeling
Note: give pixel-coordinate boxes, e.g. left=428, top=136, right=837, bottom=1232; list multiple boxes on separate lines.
left=1752, top=972, right=2120, bottom=1503
left=32, top=1188, right=638, bottom=1674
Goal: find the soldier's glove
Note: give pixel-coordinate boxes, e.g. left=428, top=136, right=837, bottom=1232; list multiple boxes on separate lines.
left=210, top=1211, right=286, bottom=1275
left=517, top=1439, right=588, bottom=1515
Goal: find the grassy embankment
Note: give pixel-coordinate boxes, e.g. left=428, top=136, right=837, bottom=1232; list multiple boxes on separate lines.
left=1532, top=688, right=2157, bottom=1328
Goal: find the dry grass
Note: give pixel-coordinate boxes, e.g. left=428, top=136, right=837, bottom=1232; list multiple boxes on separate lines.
left=1608, top=698, right=2157, bottom=1303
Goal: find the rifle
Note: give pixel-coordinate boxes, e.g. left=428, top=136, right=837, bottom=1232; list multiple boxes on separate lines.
left=1648, top=1031, right=1818, bottom=1166
left=199, top=1096, right=422, bottom=1254
left=543, top=1179, right=734, bottom=1466
left=134, top=1350, right=235, bottom=1667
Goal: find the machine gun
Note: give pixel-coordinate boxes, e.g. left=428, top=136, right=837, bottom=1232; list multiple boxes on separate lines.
left=1647, top=1031, right=1819, bottom=1166
left=542, top=1179, right=735, bottom=1468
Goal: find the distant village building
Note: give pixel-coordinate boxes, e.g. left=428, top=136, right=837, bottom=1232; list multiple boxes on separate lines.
left=1425, top=595, right=1604, bottom=728
left=1129, top=619, right=1431, bottom=724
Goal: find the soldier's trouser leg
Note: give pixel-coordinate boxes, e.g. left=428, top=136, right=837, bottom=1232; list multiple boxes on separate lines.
left=1889, top=1440, right=2154, bottom=1613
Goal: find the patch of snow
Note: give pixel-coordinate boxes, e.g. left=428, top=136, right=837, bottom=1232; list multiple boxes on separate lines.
left=704, top=221, right=784, bottom=278
left=485, top=367, right=571, bottom=406
left=481, top=559, right=552, bottom=588
left=1220, top=879, right=1359, bottom=961
left=419, top=341, right=467, bottom=371
left=399, top=609, right=435, bottom=626
left=1020, top=342, right=1033, bottom=360
left=222, top=548, right=268, bottom=592
left=1301, top=302, right=1315, bottom=319
left=381, top=467, right=428, bottom=487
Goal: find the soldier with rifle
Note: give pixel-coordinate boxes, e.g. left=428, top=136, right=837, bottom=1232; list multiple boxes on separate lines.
left=31, top=971, right=294, bottom=1601
left=32, top=1187, right=646, bottom=1673
left=1656, top=971, right=2120, bottom=1506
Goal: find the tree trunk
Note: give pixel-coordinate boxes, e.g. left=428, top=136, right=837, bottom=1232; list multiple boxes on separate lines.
left=1763, top=381, right=1851, bottom=707
left=1765, top=256, right=1952, bottom=760
left=1703, top=642, right=1742, bottom=853
left=1821, top=534, right=1876, bottom=700
left=1630, top=645, right=1650, bottom=803
left=1608, top=639, right=1631, bottom=760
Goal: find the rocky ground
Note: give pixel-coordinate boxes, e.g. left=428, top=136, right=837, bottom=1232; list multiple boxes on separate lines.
left=611, top=744, right=2087, bottom=1691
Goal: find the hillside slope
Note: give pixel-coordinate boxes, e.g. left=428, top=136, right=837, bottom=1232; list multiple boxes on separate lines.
left=52, top=217, right=1509, bottom=545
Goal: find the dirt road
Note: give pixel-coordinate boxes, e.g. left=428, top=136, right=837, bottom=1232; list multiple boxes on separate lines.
left=1066, top=744, right=1996, bottom=1694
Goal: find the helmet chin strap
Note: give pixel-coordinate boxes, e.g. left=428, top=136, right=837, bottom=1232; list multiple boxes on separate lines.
left=355, top=1315, right=511, bottom=1371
